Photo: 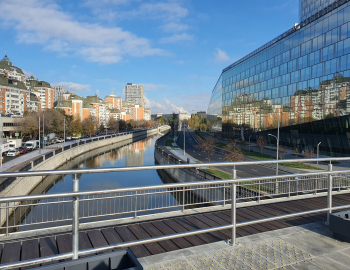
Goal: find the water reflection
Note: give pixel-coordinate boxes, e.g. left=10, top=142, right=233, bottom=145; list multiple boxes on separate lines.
left=10, top=135, right=182, bottom=231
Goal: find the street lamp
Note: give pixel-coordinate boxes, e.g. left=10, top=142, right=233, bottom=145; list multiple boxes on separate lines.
left=317, top=142, right=321, bottom=168
left=268, top=133, right=279, bottom=176
left=249, top=135, right=252, bottom=153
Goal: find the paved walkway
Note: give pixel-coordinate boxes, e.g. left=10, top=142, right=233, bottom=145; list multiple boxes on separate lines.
left=139, top=221, right=350, bottom=270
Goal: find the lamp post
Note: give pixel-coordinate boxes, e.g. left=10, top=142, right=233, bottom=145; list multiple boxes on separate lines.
left=317, top=142, right=321, bottom=168
left=184, top=110, right=194, bottom=156
left=39, top=116, right=41, bottom=154
left=268, top=134, right=279, bottom=175
left=43, top=113, right=45, bottom=149
left=249, top=135, right=252, bottom=153
left=64, top=118, right=66, bottom=143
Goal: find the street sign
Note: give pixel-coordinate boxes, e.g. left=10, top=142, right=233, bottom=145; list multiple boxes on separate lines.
left=15, top=133, right=19, bottom=137
left=295, top=176, right=300, bottom=180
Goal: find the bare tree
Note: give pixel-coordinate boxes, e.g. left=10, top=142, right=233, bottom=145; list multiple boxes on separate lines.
left=304, top=148, right=315, bottom=159
left=257, top=136, right=265, bottom=154
left=195, top=136, right=215, bottom=162
left=223, top=139, right=244, bottom=162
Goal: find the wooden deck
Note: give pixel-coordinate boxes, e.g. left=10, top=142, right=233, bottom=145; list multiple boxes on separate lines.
left=1, top=193, right=350, bottom=269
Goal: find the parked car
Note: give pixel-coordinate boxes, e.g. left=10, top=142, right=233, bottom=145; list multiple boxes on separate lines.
left=7, top=149, right=19, bottom=157
left=18, top=146, right=28, bottom=154
left=66, top=136, right=72, bottom=140
left=84, top=135, right=90, bottom=138
left=56, top=138, right=64, bottom=143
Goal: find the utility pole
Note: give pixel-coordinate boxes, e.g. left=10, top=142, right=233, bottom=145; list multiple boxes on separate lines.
left=43, top=114, right=45, bottom=149
left=64, top=117, right=66, bottom=143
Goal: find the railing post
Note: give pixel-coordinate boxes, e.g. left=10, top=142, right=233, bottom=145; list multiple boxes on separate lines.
left=231, top=166, right=237, bottom=246
left=5, top=202, right=9, bottom=237
left=134, top=191, right=138, bottom=218
left=223, top=183, right=226, bottom=207
left=182, top=188, right=185, bottom=212
left=327, top=164, right=333, bottom=225
left=258, top=180, right=261, bottom=203
left=72, top=174, right=79, bottom=260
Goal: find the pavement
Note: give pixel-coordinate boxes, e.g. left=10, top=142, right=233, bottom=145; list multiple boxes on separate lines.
left=0, top=133, right=128, bottom=173
left=139, top=221, right=350, bottom=270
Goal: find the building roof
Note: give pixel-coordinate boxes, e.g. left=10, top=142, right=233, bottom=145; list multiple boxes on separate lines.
left=27, top=79, right=52, bottom=88
left=0, top=54, right=25, bottom=75
left=56, top=100, right=72, bottom=108
left=0, top=74, right=27, bottom=90
left=109, top=108, right=121, bottom=113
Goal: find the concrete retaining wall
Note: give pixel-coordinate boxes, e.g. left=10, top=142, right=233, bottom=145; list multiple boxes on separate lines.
left=0, top=126, right=170, bottom=226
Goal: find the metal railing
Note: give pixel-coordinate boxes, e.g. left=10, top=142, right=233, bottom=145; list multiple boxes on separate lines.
left=0, top=158, right=350, bottom=268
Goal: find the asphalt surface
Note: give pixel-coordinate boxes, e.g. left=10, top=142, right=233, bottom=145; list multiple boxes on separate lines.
left=176, top=127, right=289, bottom=178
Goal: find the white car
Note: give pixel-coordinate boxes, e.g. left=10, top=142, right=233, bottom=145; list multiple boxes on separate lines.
left=56, top=138, right=64, bottom=143
left=7, top=150, right=18, bottom=157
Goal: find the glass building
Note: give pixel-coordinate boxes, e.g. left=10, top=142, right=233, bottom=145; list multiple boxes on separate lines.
left=207, top=0, right=350, bottom=156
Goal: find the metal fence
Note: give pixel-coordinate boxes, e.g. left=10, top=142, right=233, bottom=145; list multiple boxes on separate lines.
left=0, top=159, right=349, bottom=269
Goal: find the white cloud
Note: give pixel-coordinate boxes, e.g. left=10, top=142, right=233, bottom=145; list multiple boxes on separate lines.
left=23, top=69, right=35, bottom=78
left=214, top=48, right=230, bottom=62
left=176, top=60, right=184, bottom=64
left=159, top=33, right=193, bottom=44
left=145, top=97, right=188, bottom=114
left=0, top=0, right=165, bottom=64
left=52, top=82, right=91, bottom=92
left=160, top=23, right=189, bottom=33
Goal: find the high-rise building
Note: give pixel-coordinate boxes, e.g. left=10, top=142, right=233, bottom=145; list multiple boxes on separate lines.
left=125, top=83, right=144, bottom=107
left=53, top=86, right=66, bottom=104
left=105, top=92, right=122, bottom=110
left=207, top=0, right=350, bottom=156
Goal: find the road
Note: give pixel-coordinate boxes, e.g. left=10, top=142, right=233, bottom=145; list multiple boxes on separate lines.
left=176, top=127, right=288, bottom=178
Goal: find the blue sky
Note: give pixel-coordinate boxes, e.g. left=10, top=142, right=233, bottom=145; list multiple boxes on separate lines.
left=0, top=0, right=298, bottom=114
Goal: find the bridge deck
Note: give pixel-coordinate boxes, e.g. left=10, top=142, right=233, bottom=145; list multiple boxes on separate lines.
left=1, top=193, right=349, bottom=269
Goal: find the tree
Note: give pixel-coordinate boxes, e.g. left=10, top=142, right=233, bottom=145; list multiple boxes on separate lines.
left=70, top=118, right=83, bottom=136
left=98, top=124, right=105, bottom=133
left=257, top=136, right=265, bottom=154
left=223, top=139, right=244, bottom=162
left=119, top=120, right=127, bottom=130
left=304, top=148, right=315, bottom=159
left=294, top=148, right=299, bottom=156
left=108, top=118, right=119, bottom=134
left=278, top=145, right=287, bottom=159
left=195, top=136, right=215, bottom=162
left=82, top=115, right=96, bottom=137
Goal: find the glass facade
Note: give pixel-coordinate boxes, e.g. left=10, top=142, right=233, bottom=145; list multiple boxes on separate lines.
left=207, top=0, right=350, bottom=155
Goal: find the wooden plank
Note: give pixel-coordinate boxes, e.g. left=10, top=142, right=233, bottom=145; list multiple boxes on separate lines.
left=56, top=234, right=72, bottom=255
left=216, top=211, right=262, bottom=235
left=1, top=241, right=21, bottom=269
left=114, top=226, right=151, bottom=258
left=151, top=221, right=192, bottom=249
left=127, top=224, right=165, bottom=255
left=242, top=208, right=288, bottom=230
left=174, top=217, right=218, bottom=244
left=271, top=202, right=320, bottom=224
left=260, top=204, right=307, bottom=226
left=194, top=214, right=231, bottom=239
left=79, top=232, right=93, bottom=250
left=21, top=239, right=40, bottom=269
left=87, top=230, right=108, bottom=254
left=139, top=223, right=179, bottom=252
left=101, top=227, right=123, bottom=251
left=183, top=215, right=227, bottom=241
left=162, top=219, right=206, bottom=246
left=203, top=212, right=249, bottom=237
left=39, top=237, right=58, bottom=258
left=22, top=239, right=39, bottom=260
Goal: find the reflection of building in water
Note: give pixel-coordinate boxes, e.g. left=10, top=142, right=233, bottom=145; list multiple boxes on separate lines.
left=125, top=138, right=152, bottom=167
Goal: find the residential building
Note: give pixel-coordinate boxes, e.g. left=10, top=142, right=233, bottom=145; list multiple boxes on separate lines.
left=0, top=53, right=26, bottom=82
left=207, top=0, right=350, bottom=156
left=56, top=93, right=83, bottom=121
left=26, top=76, right=54, bottom=110
left=105, top=92, right=122, bottom=110
left=130, top=104, right=144, bottom=121
left=53, top=86, right=66, bottom=105
left=125, top=83, right=144, bottom=107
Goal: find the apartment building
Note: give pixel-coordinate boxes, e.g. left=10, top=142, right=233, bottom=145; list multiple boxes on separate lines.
left=105, top=92, right=122, bottom=110
left=125, top=83, right=144, bottom=107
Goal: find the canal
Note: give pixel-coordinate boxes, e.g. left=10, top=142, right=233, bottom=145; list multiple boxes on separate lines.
left=13, top=134, right=183, bottom=231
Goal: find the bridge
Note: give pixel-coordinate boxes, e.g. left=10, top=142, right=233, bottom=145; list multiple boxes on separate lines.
left=0, top=157, right=349, bottom=269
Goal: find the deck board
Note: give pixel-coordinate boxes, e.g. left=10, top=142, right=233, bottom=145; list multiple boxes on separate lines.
left=114, top=226, right=151, bottom=258
left=1, top=193, right=350, bottom=267
left=127, top=224, right=165, bottom=255
left=139, top=222, right=179, bottom=252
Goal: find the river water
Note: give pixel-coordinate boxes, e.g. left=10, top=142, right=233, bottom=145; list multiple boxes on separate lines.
left=15, top=134, right=182, bottom=231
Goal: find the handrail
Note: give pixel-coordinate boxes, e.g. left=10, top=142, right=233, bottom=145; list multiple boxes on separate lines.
left=0, top=156, right=347, bottom=178
left=0, top=168, right=349, bottom=203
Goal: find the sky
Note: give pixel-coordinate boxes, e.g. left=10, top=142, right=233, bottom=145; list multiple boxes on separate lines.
left=0, top=0, right=299, bottom=114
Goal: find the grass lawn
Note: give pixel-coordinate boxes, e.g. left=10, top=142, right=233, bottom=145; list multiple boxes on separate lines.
left=280, top=162, right=323, bottom=170
left=203, top=168, right=232, bottom=179
left=242, top=150, right=275, bottom=160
